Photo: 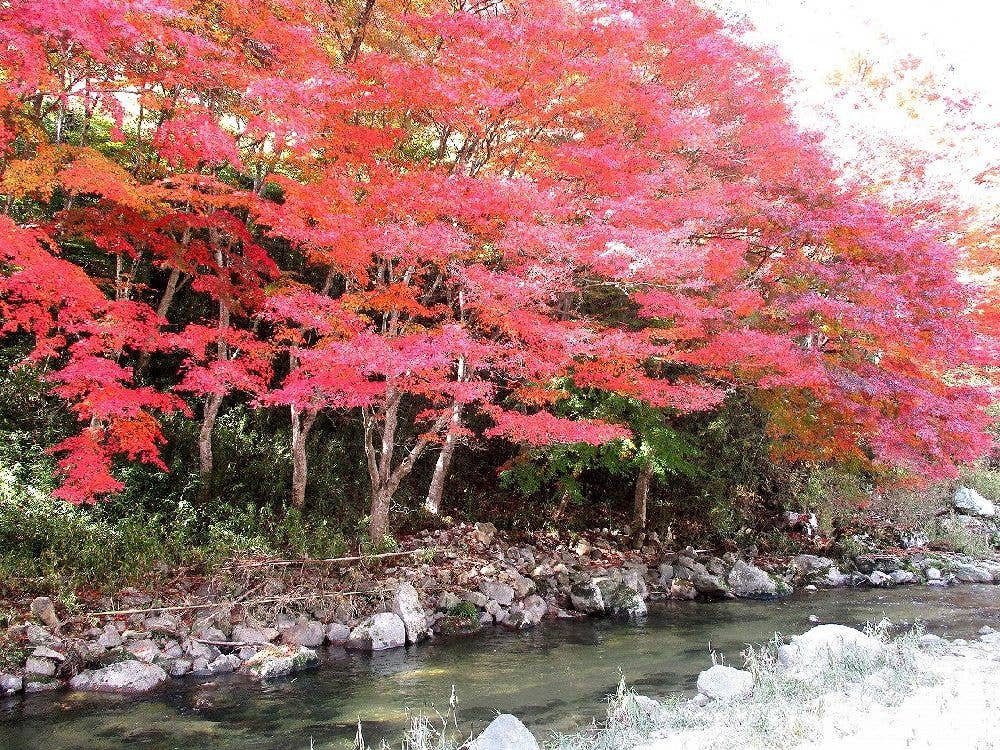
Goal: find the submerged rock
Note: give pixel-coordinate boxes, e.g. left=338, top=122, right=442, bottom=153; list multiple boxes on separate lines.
left=469, top=714, right=540, bottom=750
left=345, top=612, right=407, bottom=651
left=242, top=645, right=319, bottom=680
left=727, top=560, right=778, bottom=598
left=70, top=660, right=168, bottom=693
left=696, top=664, right=754, bottom=701
left=954, top=487, right=996, bottom=518
left=0, top=673, right=23, bottom=696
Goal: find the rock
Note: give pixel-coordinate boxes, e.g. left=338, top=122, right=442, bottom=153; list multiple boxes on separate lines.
left=24, top=656, right=56, bottom=677
left=70, top=661, right=168, bottom=693
left=480, top=581, right=516, bottom=608
left=143, top=615, right=180, bottom=634
left=97, top=624, right=123, bottom=649
left=168, top=659, right=193, bottom=677
left=192, top=625, right=228, bottom=643
left=952, top=562, right=993, bottom=584
left=242, top=645, right=319, bottom=680
left=855, top=555, right=901, bottom=574
left=657, top=563, right=674, bottom=586
left=692, top=572, right=729, bottom=597
left=469, top=714, right=540, bottom=750
left=868, top=570, right=893, bottom=587
left=325, top=622, right=351, bottom=645
left=232, top=625, right=275, bottom=645
left=437, top=591, right=461, bottom=612
left=573, top=538, right=593, bottom=556
left=727, top=560, right=778, bottom=598
left=954, top=486, right=996, bottom=518
left=393, top=582, right=429, bottom=644
left=463, top=591, right=489, bottom=609
left=793, top=555, right=835, bottom=581
left=569, top=580, right=605, bottom=613
left=345, top=612, right=407, bottom=651
left=822, top=567, right=850, bottom=587
left=32, top=646, right=65, bottom=661
left=475, top=522, right=497, bottom=546
left=926, top=567, right=942, bottom=581
left=24, top=678, right=61, bottom=693
left=669, top=578, right=697, bottom=600
left=126, top=639, right=161, bottom=664
left=606, top=584, right=647, bottom=620
left=0, top=673, right=23, bottom=696
left=696, top=664, right=754, bottom=701
left=30, top=596, right=59, bottom=628
left=281, top=619, right=325, bottom=648
left=510, top=574, right=535, bottom=599
left=777, top=624, right=883, bottom=677
left=890, top=570, right=916, bottom=585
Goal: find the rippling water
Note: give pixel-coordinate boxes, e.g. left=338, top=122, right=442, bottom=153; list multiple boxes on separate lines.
left=3, top=585, right=1000, bottom=750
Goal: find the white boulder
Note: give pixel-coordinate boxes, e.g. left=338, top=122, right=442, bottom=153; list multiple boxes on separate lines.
left=345, top=612, right=407, bottom=651
left=954, top=487, right=995, bottom=517
left=469, top=714, right=540, bottom=750
left=70, top=660, right=167, bottom=693
left=777, top=624, right=883, bottom=677
left=696, top=664, right=754, bottom=701
left=393, top=582, right=429, bottom=644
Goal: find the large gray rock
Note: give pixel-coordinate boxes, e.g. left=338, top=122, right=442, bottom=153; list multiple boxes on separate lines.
left=469, top=714, right=540, bottom=750
left=727, top=560, right=778, bottom=598
left=232, top=624, right=276, bottom=645
left=569, top=580, right=605, bottom=613
left=97, top=624, right=123, bottom=649
left=952, top=562, right=994, bottom=584
left=504, top=595, right=548, bottom=630
left=326, top=622, right=352, bottom=645
left=393, top=582, right=429, bottom=644
left=242, top=645, right=319, bottom=680
left=954, top=487, right=996, bottom=517
left=696, top=664, right=754, bottom=701
left=691, top=572, right=729, bottom=597
left=345, top=612, right=407, bottom=651
left=70, top=661, right=168, bottom=693
left=280, top=619, right=326, bottom=648
left=606, top=584, right=647, bottom=620
left=777, top=624, right=883, bottom=677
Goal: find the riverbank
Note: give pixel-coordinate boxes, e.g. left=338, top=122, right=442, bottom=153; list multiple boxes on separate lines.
left=458, top=621, right=1000, bottom=750
left=3, top=500, right=1000, bottom=700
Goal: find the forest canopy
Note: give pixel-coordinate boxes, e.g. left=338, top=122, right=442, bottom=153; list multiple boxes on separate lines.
left=0, top=0, right=994, bottom=545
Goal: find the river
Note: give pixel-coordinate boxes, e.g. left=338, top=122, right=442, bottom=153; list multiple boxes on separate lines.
left=3, top=585, right=1000, bottom=750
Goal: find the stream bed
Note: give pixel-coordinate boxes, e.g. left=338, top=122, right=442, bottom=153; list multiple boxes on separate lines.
left=4, top=584, right=1000, bottom=750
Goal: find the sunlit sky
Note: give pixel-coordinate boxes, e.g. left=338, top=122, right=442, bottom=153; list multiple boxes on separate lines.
left=709, top=0, right=1000, bottom=212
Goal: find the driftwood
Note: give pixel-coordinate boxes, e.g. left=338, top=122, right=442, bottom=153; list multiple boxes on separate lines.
left=223, top=547, right=450, bottom=570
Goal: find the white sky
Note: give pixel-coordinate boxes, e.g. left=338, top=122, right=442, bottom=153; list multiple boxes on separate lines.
left=709, top=0, right=1000, bottom=213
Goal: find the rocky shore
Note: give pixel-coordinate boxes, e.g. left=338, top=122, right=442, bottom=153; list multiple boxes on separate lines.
left=1, top=486, right=997, bottom=701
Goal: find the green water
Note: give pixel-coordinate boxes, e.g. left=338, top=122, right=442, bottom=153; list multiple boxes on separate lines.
left=3, top=585, right=1000, bottom=750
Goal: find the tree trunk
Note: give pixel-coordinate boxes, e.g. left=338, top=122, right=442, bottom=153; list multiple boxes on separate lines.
left=424, top=404, right=462, bottom=515
left=634, top=459, right=653, bottom=530
left=199, top=392, right=223, bottom=480
left=290, top=405, right=318, bottom=509
left=369, top=484, right=393, bottom=543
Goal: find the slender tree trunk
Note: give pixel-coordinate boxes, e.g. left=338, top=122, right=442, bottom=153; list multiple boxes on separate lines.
left=424, top=404, right=462, bottom=515
left=290, top=405, right=318, bottom=509
left=634, top=459, right=653, bottom=531
left=199, top=392, right=223, bottom=479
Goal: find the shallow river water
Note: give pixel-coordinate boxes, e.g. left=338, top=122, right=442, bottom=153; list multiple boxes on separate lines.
left=4, top=585, right=1000, bottom=750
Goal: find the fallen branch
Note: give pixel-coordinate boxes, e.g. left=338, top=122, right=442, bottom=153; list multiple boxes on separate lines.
left=223, top=547, right=451, bottom=569
left=88, top=589, right=391, bottom=618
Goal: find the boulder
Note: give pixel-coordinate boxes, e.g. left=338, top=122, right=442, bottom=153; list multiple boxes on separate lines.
left=952, top=562, right=994, bottom=584
left=97, top=624, right=123, bottom=649
left=822, top=567, right=850, bottom=588
left=657, top=564, right=674, bottom=586
left=480, top=581, right=516, bottom=608
left=669, top=578, right=697, bottom=600
left=890, top=570, right=916, bottom=585
left=242, top=645, right=319, bottom=680
left=606, top=585, right=647, bottom=620
left=469, top=714, right=540, bottom=750
left=954, top=486, right=996, bottom=518
left=696, top=664, right=754, bottom=701
left=345, top=612, right=407, bottom=651
left=569, top=580, right=605, bottom=614
left=926, top=566, right=942, bottom=581
left=126, top=639, right=161, bottom=664
left=70, top=660, right=168, bottom=693
left=280, top=619, right=325, bottom=648
left=232, top=624, right=275, bottom=645
left=691, top=572, right=729, bottom=597
left=777, top=624, right=883, bottom=677
left=24, top=656, right=56, bottom=677
left=792, top=555, right=835, bottom=581
left=143, top=615, right=181, bottom=634
left=727, top=560, right=778, bottom=598
left=393, top=582, right=429, bottom=644
left=868, top=571, right=892, bottom=587
left=325, top=622, right=352, bottom=645
left=30, top=596, right=59, bottom=628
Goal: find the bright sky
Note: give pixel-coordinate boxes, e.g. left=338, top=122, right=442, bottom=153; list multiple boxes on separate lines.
left=709, top=0, right=1000, bottom=213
